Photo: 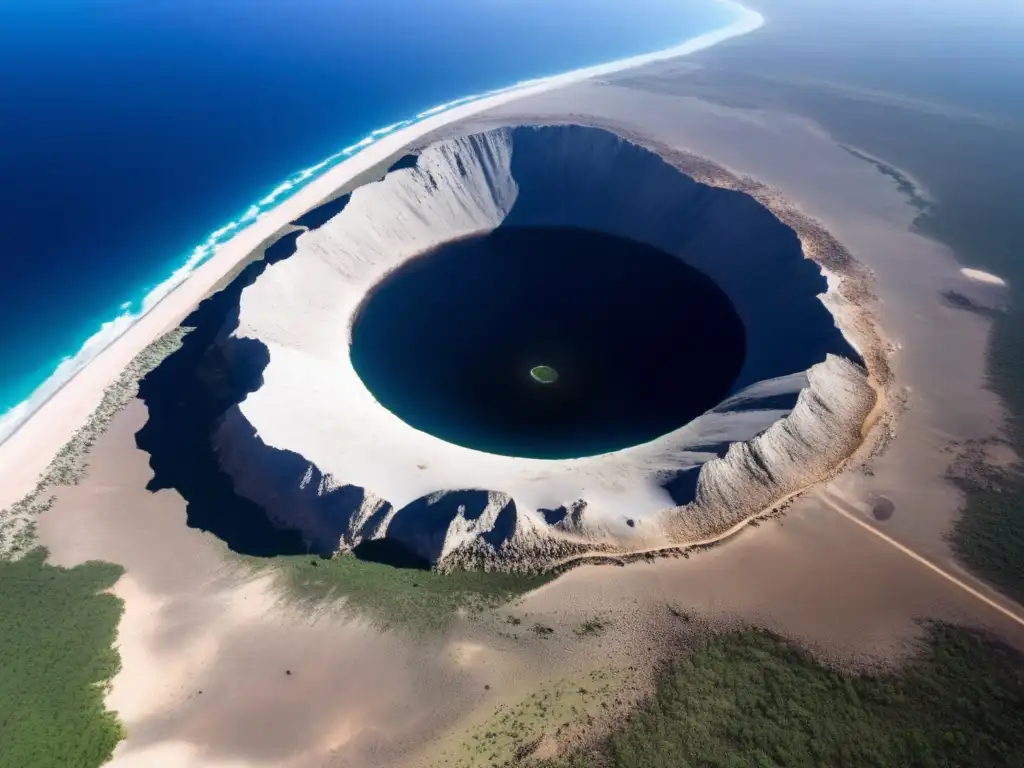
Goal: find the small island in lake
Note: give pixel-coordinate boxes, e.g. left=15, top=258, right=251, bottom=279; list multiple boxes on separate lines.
left=530, top=364, right=559, bottom=384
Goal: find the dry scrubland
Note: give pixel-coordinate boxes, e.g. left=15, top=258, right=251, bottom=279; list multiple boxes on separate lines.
left=4, top=133, right=1023, bottom=767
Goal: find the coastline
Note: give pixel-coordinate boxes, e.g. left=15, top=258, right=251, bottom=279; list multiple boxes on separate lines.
left=0, top=1, right=763, bottom=511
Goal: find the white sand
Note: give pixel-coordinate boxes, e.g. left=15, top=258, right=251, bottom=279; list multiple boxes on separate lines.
left=0, top=2, right=763, bottom=511
left=961, top=267, right=1007, bottom=286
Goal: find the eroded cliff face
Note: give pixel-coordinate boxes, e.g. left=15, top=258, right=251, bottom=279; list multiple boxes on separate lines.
left=211, top=124, right=878, bottom=571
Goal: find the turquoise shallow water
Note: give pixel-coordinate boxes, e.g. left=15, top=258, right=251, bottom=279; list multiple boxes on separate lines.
left=0, top=0, right=742, bottom=439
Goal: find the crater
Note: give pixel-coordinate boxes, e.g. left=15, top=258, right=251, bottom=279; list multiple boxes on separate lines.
left=350, top=226, right=746, bottom=459
left=137, top=123, right=879, bottom=572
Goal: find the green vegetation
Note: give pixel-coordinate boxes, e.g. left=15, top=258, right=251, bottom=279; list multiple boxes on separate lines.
left=0, top=549, right=125, bottom=768
left=823, top=85, right=1024, bottom=606
left=268, top=553, right=557, bottom=631
left=836, top=120, right=1024, bottom=610
left=952, top=472, right=1024, bottom=604
left=849, top=114, right=1024, bottom=608
left=530, top=365, right=559, bottom=384
left=648, top=56, right=1024, bottom=614
left=539, top=624, right=1024, bottom=768
left=431, top=669, right=624, bottom=768
left=0, top=330, right=188, bottom=767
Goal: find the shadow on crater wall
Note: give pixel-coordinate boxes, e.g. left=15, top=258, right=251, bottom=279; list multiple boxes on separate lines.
left=136, top=229, right=309, bottom=556
left=135, top=205, right=358, bottom=558
left=386, top=153, right=420, bottom=173
left=504, top=125, right=861, bottom=391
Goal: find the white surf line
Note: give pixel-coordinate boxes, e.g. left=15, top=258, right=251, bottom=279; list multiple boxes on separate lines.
left=821, top=490, right=1024, bottom=630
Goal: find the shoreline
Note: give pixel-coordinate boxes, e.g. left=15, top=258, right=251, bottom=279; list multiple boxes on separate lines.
left=0, top=1, right=764, bottom=511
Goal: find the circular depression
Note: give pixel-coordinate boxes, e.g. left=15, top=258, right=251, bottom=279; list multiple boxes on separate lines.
left=200, top=123, right=872, bottom=569
left=350, top=225, right=746, bottom=459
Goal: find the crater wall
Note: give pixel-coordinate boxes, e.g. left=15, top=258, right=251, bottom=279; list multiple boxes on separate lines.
left=211, top=124, right=876, bottom=571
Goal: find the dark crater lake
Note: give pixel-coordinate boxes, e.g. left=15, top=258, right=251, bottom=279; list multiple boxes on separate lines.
left=350, top=226, right=746, bottom=459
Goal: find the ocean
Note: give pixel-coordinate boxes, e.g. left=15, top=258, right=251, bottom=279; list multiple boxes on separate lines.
left=0, top=0, right=741, bottom=440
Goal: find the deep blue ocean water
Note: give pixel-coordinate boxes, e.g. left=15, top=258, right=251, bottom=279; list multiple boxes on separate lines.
left=0, top=0, right=740, bottom=433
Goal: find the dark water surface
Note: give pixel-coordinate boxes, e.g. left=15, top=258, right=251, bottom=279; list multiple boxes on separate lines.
left=350, top=226, right=746, bottom=458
